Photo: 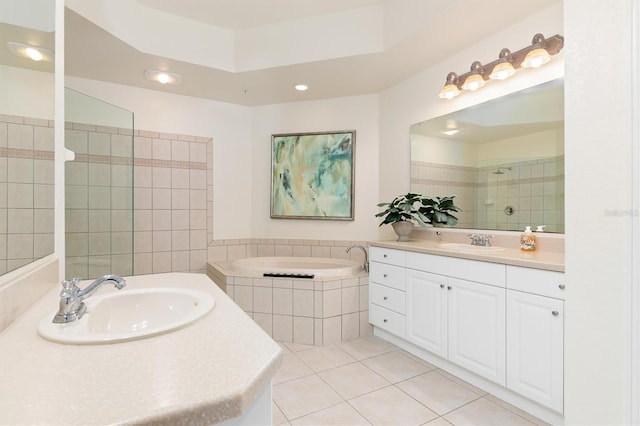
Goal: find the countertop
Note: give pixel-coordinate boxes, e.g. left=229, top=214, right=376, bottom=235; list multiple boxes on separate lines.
left=0, top=272, right=283, bottom=426
left=369, top=239, right=564, bottom=272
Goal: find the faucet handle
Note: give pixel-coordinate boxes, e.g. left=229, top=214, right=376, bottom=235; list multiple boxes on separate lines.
left=60, top=278, right=81, bottom=298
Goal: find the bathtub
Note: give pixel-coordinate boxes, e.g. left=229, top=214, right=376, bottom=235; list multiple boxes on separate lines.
left=207, top=257, right=371, bottom=345
left=227, top=256, right=362, bottom=278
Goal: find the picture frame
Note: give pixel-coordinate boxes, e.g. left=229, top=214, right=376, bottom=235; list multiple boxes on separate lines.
left=271, top=130, right=355, bottom=220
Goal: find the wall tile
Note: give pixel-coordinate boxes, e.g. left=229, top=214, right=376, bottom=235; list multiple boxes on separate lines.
left=341, top=286, right=359, bottom=314
left=152, top=230, right=171, bottom=252
left=254, top=287, right=273, bottom=313
left=253, top=313, right=273, bottom=336
left=273, top=288, right=293, bottom=315
left=234, top=285, right=253, bottom=312
left=323, top=289, right=342, bottom=318
left=293, top=317, right=314, bottom=345
left=171, top=250, right=190, bottom=272
left=342, top=312, right=360, bottom=341
left=323, top=316, right=341, bottom=345
left=152, top=251, right=172, bottom=273
left=273, top=314, right=293, bottom=342
left=293, top=289, right=314, bottom=317
left=172, top=230, right=190, bottom=251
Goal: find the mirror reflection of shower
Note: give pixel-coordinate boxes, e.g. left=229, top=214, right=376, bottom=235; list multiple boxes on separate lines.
left=486, top=167, right=512, bottom=206
left=493, top=167, right=512, bottom=175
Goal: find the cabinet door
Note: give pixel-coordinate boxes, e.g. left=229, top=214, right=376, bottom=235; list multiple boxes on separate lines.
left=406, top=269, right=447, bottom=358
left=506, top=290, right=563, bottom=413
left=447, top=278, right=506, bottom=385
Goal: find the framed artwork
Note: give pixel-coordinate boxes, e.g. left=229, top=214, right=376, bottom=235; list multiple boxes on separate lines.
left=271, top=130, right=355, bottom=220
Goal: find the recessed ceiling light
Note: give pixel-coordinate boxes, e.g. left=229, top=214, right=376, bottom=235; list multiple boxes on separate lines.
left=144, top=69, right=182, bottom=85
left=295, top=84, right=308, bottom=91
left=7, top=42, right=54, bottom=62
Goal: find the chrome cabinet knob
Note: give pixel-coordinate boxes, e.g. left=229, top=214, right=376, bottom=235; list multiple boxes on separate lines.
left=383, top=274, right=388, bottom=278
left=447, top=286, right=452, bottom=290
left=383, top=254, right=388, bottom=258
left=552, top=310, right=559, bottom=316
left=383, top=319, right=388, bottom=323
left=440, top=284, right=445, bottom=289
left=383, top=296, right=388, bottom=300
left=558, top=284, right=565, bottom=290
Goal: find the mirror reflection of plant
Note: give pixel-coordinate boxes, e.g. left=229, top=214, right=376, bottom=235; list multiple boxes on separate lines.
left=376, top=193, right=461, bottom=227
left=419, top=195, right=461, bottom=227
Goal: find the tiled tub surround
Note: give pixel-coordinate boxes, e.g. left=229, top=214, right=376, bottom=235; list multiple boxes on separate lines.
left=65, top=123, right=212, bottom=278
left=411, top=155, right=564, bottom=233
left=0, top=114, right=55, bottom=275
left=208, top=239, right=371, bottom=346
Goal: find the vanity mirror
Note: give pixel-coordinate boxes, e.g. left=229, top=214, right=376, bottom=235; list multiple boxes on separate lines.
left=0, top=0, right=56, bottom=275
left=410, top=78, right=564, bottom=233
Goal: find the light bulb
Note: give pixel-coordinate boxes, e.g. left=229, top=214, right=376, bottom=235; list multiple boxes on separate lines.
left=522, top=48, right=551, bottom=68
left=25, top=47, right=43, bottom=61
left=489, top=62, right=516, bottom=80
left=462, top=74, right=485, bottom=91
left=439, top=83, right=460, bottom=99
left=156, top=73, right=171, bottom=84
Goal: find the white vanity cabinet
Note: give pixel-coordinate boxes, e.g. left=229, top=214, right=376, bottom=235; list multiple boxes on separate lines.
left=368, top=245, right=565, bottom=419
left=405, top=252, right=506, bottom=385
left=506, top=266, right=565, bottom=413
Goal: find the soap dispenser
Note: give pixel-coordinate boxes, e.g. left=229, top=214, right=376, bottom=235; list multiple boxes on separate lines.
left=520, top=226, right=536, bottom=252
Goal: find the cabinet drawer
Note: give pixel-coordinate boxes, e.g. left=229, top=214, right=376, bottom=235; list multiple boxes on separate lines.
left=370, top=247, right=405, bottom=267
left=370, top=304, right=406, bottom=337
left=406, top=251, right=506, bottom=287
left=506, top=266, right=565, bottom=300
left=371, top=283, right=406, bottom=314
left=369, top=262, right=406, bottom=290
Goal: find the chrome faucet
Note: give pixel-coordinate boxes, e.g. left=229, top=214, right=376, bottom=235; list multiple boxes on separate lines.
left=52, top=275, right=127, bottom=324
left=346, top=244, right=369, bottom=273
left=468, top=233, right=495, bottom=247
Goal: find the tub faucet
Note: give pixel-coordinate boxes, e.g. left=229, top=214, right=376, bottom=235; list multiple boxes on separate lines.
left=346, top=244, right=369, bottom=273
left=52, top=275, right=127, bottom=324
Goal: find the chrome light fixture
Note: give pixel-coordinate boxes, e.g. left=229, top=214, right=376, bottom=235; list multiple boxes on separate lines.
left=144, top=69, right=182, bottom=85
left=438, top=33, right=563, bottom=99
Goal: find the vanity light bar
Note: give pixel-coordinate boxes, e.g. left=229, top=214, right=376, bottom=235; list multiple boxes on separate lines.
left=438, top=33, right=564, bottom=100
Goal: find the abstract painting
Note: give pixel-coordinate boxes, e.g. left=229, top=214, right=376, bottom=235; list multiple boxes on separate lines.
left=271, top=131, right=355, bottom=220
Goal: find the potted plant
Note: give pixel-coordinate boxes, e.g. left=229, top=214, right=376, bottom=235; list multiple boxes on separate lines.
left=376, top=193, right=431, bottom=241
left=420, top=195, right=461, bottom=227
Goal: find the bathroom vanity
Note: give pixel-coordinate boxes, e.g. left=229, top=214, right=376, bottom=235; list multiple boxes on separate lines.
left=0, top=273, right=282, bottom=425
left=368, top=240, right=565, bottom=424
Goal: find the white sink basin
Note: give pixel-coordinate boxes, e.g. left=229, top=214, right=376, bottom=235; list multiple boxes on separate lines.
left=438, top=243, right=505, bottom=253
left=38, top=288, right=215, bottom=345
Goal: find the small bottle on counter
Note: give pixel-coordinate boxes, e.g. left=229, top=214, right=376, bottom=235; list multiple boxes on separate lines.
left=520, top=226, right=536, bottom=252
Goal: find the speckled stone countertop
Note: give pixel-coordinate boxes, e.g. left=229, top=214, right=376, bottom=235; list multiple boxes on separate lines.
left=369, top=239, right=564, bottom=272
left=0, top=272, right=282, bottom=426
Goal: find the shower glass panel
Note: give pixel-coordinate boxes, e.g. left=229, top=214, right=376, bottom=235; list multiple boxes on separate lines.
left=64, top=88, right=134, bottom=279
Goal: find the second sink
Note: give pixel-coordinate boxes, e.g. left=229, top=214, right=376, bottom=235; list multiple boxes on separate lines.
left=439, top=243, right=506, bottom=253
left=38, top=287, right=215, bottom=345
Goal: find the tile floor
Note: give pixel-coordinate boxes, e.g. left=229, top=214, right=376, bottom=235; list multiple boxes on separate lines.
left=272, top=336, right=549, bottom=426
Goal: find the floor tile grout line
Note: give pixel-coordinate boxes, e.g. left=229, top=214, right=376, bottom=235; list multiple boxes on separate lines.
left=273, top=337, right=546, bottom=425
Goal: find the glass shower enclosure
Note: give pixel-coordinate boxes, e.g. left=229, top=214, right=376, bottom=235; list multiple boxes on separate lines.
left=64, top=88, right=134, bottom=279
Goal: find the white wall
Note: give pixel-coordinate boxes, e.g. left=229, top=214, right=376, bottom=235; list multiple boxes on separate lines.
left=0, top=65, right=54, bottom=119
left=251, top=95, right=380, bottom=240
left=564, top=0, right=634, bottom=424
left=64, top=76, right=252, bottom=239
